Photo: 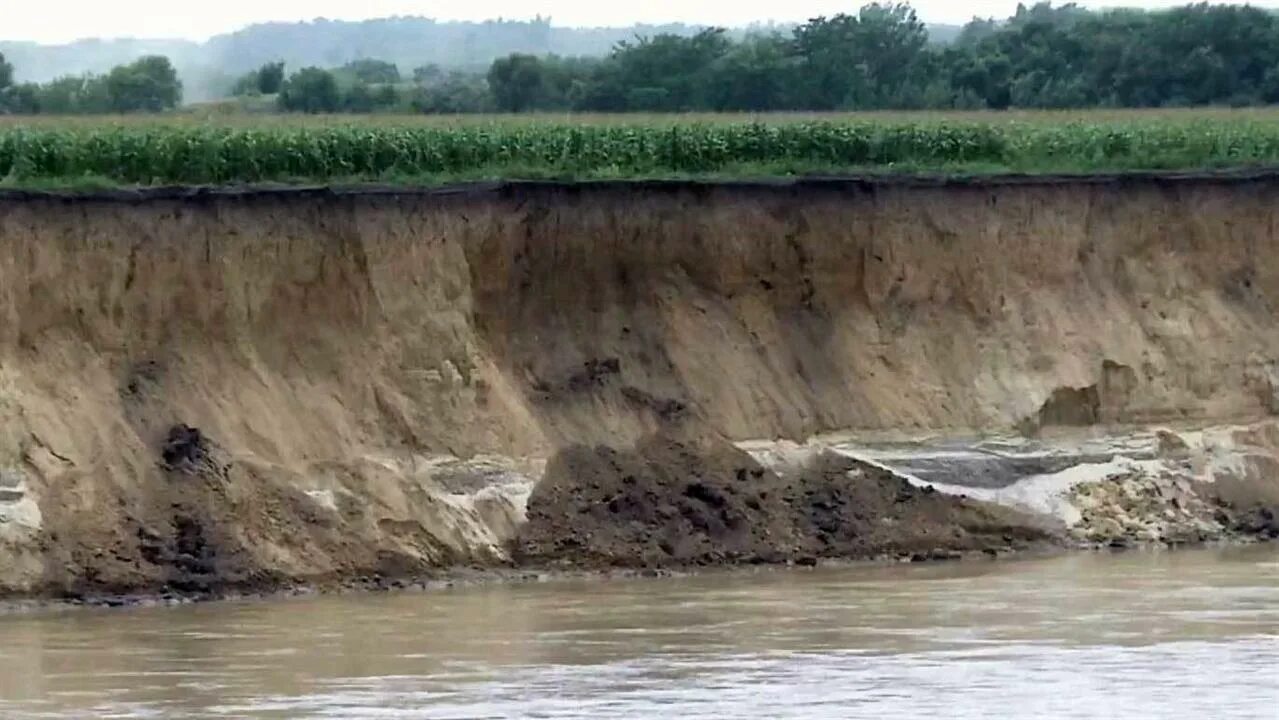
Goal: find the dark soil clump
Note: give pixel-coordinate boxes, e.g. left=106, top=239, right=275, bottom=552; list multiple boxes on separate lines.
left=161, top=424, right=227, bottom=478
left=517, top=428, right=1058, bottom=567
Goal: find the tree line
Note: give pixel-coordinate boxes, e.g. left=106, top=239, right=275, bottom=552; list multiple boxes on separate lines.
left=482, top=2, right=1279, bottom=112
left=5, top=3, right=1279, bottom=115
left=0, top=55, right=182, bottom=113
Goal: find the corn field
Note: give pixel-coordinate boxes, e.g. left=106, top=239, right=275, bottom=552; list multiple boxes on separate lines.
left=3, top=118, right=1279, bottom=186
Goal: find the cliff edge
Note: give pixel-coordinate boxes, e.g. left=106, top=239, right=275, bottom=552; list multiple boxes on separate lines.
left=1, top=176, right=1277, bottom=598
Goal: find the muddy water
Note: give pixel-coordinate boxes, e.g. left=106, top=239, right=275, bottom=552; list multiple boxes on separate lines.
left=1, top=547, right=1276, bottom=719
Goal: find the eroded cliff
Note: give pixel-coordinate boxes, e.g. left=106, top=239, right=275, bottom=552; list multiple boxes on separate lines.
left=1, top=176, right=1277, bottom=597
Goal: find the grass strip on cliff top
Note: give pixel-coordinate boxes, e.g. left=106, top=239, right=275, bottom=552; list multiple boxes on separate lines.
left=4, top=117, right=1279, bottom=188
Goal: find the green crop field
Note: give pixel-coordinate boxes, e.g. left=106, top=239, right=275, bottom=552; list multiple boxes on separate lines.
left=3, top=110, right=1279, bottom=188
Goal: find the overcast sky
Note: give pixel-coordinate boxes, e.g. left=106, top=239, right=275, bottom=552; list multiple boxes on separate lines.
left=2, top=0, right=1274, bottom=44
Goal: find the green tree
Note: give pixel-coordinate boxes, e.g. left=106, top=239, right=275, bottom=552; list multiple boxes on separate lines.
left=488, top=54, right=548, bottom=111
left=278, top=67, right=340, bottom=112
left=3, top=83, right=40, bottom=113
left=410, top=70, right=492, bottom=113
left=36, top=75, right=111, bottom=113
left=945, top=48, right=1011, bottom=108
left=956, top=18, right=999, bottom=46
left=706, top=34, right=794, bottom=111
left=609, top=29, right=732, bottom=110
left=0, top=51, right=15, bottom=112
left=338, top=59, right=400, bottom=84
left=343, top=82, right=375, bottom=112
left=103, top=56, right=182, bottom=112
left=257, top=62, right=286, bottom=94
left=413, top=64, right=446, bottom=86
left=792, top=4, right=930, bottom=109
left=375, top=84, right=400, bottom=108
left=232, top=62, right=286, bottom=96
left=231, top=73, right=258, bottom=96
left=342, top=82, right=400, bottom=112
left=0, top=51, right=12, bottom=92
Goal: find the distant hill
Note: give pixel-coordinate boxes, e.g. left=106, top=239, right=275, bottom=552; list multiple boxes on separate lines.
left=1, top=16, right=968, bottom=102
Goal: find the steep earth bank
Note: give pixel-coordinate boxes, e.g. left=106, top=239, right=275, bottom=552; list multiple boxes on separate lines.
left=1, top=176, right=1278, bottom=598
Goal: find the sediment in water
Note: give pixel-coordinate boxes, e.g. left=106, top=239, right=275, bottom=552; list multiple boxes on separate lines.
left=2, top=174, right=1278, bottom=599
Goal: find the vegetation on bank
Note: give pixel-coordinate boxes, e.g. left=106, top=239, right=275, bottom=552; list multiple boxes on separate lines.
left=6, top=3, right=1279, bottom=116
left=5, top=115, right=1279, bottom=188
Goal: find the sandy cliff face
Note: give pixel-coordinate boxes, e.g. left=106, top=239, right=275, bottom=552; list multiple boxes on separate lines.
left=470, top=180, right=1279, bottom=440
left=0, top=177, right=1277, bottom=597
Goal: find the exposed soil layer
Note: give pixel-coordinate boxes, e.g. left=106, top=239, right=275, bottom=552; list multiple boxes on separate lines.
left=2, top=175, right=1279, bottom=599
left=7, top=168, right=1279, bottom=202
left=518, top=427, right=1055, bottom=568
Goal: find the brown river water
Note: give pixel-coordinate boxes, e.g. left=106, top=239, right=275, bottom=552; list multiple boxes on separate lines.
left=0, top=546, right=1276, bottom=719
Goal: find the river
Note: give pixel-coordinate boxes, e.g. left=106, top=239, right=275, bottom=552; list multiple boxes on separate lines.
left=0, top=546, right=1276, bottom=719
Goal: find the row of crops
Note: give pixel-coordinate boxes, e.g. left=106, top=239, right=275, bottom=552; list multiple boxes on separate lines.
left=3, top=120, right=1279, bottom=186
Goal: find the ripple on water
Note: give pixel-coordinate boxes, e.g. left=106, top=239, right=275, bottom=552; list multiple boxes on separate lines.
left=0, top=546, right=1276, bottom=719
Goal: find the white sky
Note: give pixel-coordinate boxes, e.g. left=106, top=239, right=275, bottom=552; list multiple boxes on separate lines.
left=2, top=0, right=1274, bottom=44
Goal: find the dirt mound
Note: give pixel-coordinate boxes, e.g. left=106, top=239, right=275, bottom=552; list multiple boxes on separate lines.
left=518, top=428, right=1056, bottom=567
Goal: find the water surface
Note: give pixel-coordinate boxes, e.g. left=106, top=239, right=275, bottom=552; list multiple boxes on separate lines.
left=1, top=546, right=1276, bottom=718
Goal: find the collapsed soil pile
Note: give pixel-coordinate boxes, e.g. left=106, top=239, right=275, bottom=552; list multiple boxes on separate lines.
left=518, top=428, right=1056, bottom=567
left=1070, top=473, right=1279, bottom=546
